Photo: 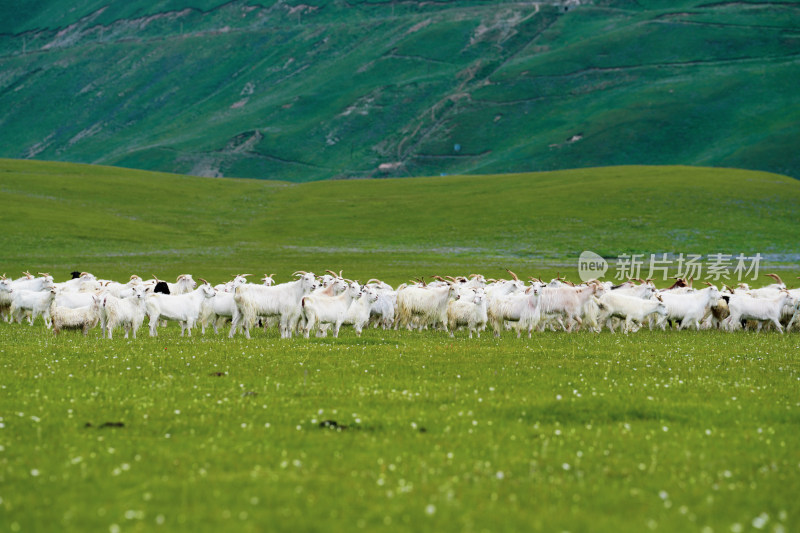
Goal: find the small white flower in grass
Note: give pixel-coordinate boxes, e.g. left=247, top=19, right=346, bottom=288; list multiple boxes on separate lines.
left=496, top=471, right=504, bottom=480
left=562, top=463, right=571, bottom=471
left=556, top=395, right=562, bottom=401
left=751, top=513, right=768, bottom=529
left=30, top=469, right=40, bottom=477
left=705, top=429, right=712, bottom=436
left=662, top=426, right=669, bottom=432
left=174, top=410, right=180, bottom=415
left=110, top=524, right=120, bottom=533
left=659, top=491, right=669, bottom=500
left=425, top=504, right=436, bottom=516
left=155, top=515, right=165, bottom=525
left=730, top=523, right=743, bottom=533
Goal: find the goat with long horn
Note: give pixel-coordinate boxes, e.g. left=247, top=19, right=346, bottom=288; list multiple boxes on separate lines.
left=766, top=273, right=785, bottom=286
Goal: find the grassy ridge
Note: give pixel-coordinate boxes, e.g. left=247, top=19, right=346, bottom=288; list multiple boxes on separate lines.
left=1, top=159, right=799, bottom=284
left=1, top=1, right=799, bottom=180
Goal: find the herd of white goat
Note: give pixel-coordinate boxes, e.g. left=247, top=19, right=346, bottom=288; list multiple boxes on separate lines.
left=1, top=270, right=799, bottom=339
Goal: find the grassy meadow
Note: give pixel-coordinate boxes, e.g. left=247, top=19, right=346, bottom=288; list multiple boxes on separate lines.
left=2, top=159, right=799, bottom=283
left=2, top=323, right=799, bottom=532
left=1, top=160, right=800, bottom=532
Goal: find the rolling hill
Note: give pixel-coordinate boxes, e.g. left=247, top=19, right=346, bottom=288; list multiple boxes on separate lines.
left=1, top=1, right=799, bottom=181
left=1, top=159, right=798, bottom=284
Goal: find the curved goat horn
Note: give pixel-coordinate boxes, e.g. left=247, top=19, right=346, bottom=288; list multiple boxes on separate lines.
left=292, top=271, right=307, bottom=276
left=198, top=277, right=209, bottom=285
left=505, top=269, right=519, bottom=281
left=766, top=273, right=784, bottom=285
left=325, top=270, right=339, bottom=277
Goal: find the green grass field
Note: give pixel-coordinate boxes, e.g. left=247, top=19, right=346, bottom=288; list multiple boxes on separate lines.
left=1, top=160, right=800, bottom=532
left=2, top=323, right=799, bottom=532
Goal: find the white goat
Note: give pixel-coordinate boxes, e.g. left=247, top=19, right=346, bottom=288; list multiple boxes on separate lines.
left=396, top=282, right=459, bottom=332
left=725, top=291, right=797, bottom=333
left=103, top=285, right=149, bottom=339
left=231, top=272, right=318, bottom=339
left=147, top=280, right=216, bottom=336
left=301, top=281, right=362, bottom=338
left=596, top=292, right=667, bottom=333
left=103, top=275, right=144, bottom=298
left=50, top=298, right=100, bottom=336
left=0, top=277, right=14, bottom=321
left=656, top=286, right=720, bottom=331
left=10, top=286, right=57, bottom=327
left=487, top=286, right=541, bottom=338
left=11, top=272, right=54, bottom=292
left=447, top=288, right=488, bottom=338
left=56, top=272, right=97, bottom=293
left=343, top=286, right=380, bottom=337
left=200, top=275, right=249, bottom=335
left=362, top=279, right=396, bottom=329
left=533, top=284, right=600, bottom=332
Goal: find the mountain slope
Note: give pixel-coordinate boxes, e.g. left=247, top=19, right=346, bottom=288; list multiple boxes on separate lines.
left=1, top=1, right=799, bottom=181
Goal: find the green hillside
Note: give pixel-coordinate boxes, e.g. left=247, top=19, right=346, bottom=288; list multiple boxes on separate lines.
left=1, top=1, right=799, bottom=181
left=1, top=159, right=798, bottom=283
